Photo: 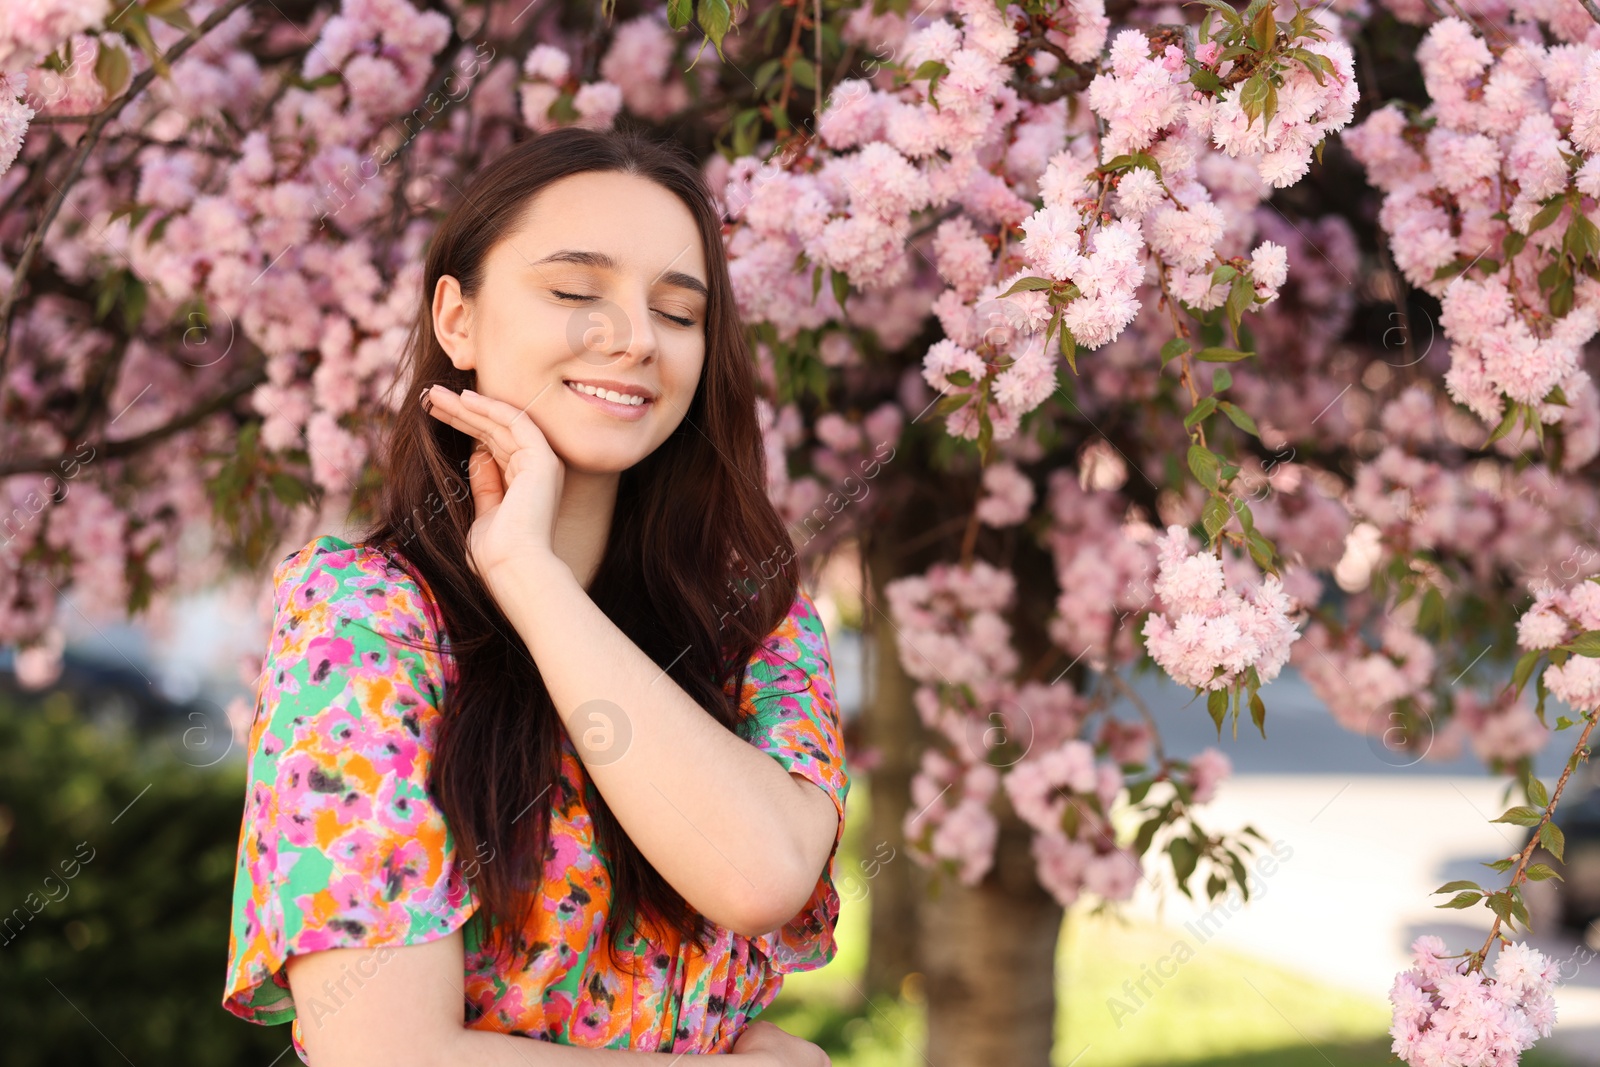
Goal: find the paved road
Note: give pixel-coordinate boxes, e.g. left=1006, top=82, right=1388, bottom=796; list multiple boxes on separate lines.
left=1105, top=669, right=1600, bottom=1064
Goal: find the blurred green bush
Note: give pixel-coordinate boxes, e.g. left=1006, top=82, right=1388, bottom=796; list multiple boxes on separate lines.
left=0, top=689, right=287, bottom=1066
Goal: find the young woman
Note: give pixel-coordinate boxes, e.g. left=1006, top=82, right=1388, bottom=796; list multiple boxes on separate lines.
left=221, top=127, right=848, bottom=1067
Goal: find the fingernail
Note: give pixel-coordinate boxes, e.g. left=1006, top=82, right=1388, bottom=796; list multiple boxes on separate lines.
left=419, top=385, right=434, bottom=412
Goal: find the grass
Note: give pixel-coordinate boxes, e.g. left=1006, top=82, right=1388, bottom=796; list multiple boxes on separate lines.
left=760, top=780, right=1577, bottom=1067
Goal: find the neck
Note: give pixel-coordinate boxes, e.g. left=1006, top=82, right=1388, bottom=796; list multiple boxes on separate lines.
left=553, top=467, right=620, bottom=592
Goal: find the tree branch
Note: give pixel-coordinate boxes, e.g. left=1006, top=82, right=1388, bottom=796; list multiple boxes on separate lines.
left=0, top=365, right=267, bottom=478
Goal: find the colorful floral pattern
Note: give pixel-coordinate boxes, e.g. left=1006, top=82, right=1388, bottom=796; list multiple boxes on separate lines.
left=222, top=535, right=850, bottom=1062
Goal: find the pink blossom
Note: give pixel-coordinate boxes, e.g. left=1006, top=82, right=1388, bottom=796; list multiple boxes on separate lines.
left=976, top=462, right=1035, bottom=527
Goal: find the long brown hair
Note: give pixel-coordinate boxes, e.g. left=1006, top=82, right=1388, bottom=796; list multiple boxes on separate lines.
left=353, top=126, right=798, bottom=974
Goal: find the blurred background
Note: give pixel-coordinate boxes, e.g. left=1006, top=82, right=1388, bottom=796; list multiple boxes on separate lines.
left=5, top=0, right=1600, bottom=1064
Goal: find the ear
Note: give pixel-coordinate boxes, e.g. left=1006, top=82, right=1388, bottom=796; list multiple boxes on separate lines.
left=432, top=275, right=475, bottom=371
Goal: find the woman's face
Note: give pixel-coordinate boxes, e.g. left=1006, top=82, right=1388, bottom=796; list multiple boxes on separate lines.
left=431, top=170, right=709, bottom=474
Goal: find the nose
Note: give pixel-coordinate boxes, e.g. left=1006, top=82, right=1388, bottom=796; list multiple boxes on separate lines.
left=578, top=288, right=658, bottom=370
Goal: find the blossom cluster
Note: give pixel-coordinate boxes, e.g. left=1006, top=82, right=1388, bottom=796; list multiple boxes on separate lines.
left=1389, top=936, right=1558, bottom=1066
left=1515, top=575, right=1600, bottom=711
left=1140, top=524, right=1301, bottom=692
left=1344, top=16, right=1600, bottom=446
left=886, top=543, right=1239, bottom=904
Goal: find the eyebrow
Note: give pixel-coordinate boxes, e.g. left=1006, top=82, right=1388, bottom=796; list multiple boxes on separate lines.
left=532, top=249, right=708, bottom=299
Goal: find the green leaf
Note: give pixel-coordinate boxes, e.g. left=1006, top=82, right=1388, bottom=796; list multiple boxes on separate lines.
left=1197, top=347, right=1252, bottom=362
left=1483, top=857, right=1516, bottom=872
left=1287, top=47, right=1331, bottom=85
left=1560, top=631, right=1600, bottom=657
left=1218, top=400, right=1260, bottom=437
left=1551, top=274, right=1577, bottom=317
left=147, top=0, right=195, bottom=32
left=1239, top=73, right=1270, bottom=127
left=1202, top=495, right=1230, bottom=541
left=1490, top=806, right=1543, bottom=827
left=831, top=268, right=849, bottom=308
left=667, top=0, right=695, bottom=30
left=1251, top=2, right=1277, bottom=51
left=790, top=57, right=816, bottom=90
left=1229, top=851, right=1249, bottom=899
left=1528, top=196, right=1566, bottom=235
left=1101, top=152, right=1163, bottom=175
left=1527, top=776, right=1549, bottom=808
left=95, top=41, right=131, bottom=98
left=935, top=392, right=970, bottom=416
left=1249, top=689, right=1266, bottom=739
left=1436, top=892, right=1482, bottom=909
left=1060, top=325, right=1079, bottom=375
left=1246, top=529, right=1275, bottom=571
left=1188, top=445, right=1221, bottom=490
left=1133, top=814, right=1164, bottom=856
left=1510, top=649, right=1541, bottom=701
left=698, top=0, right=733, bottom=51
left=1168, top=836, right=1200, bottom=884
left=1185, top=396, right=1219, bottom=430
left=945, top=369, right=974, bottom=387
left=268, top=473, right=310, bottom=506
left=1186, top=0, right=1244, bottom=29
left=999, top=276, right=1056, bottom=297
left=1434, top=880, right=1483, bottom=894
left=1161, top=337, right=1191, bottom=367
left=1206, top=688, right=1227, bottom=737
left=1485, top=402, right=1521, bottom=445
left=753, top=57, right=783, bottom=90
left=1539, top=820, right=1565, bottom=863
left=1503, top=230, right=1527, bottom=258
left=1525, top=863, right=1563, bottom=882
left=1236, top=500, right=1255, bottom=536
left=1213, top=368, right=1232, bottom=392
left=1538, top=259, right=1564, bottom=294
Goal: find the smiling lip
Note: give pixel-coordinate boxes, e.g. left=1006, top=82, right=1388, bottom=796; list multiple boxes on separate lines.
left=564, top=380, right=654, bottom=421
left=562, top=378, right=656, bottom=400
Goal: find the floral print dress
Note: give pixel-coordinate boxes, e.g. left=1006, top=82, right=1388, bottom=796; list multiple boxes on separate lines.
left=221, top=535, right=850, bottom=1063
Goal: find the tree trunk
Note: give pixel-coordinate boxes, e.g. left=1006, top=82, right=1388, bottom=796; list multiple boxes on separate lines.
left=854, top=432, right=1070, bottom=1063
left=861, top=530, right=923, bottom=999
left=915, top=799, right=1063, bottom=1067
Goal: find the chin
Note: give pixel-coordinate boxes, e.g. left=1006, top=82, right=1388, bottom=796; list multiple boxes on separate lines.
left=549, top=438, right=657, bottom=475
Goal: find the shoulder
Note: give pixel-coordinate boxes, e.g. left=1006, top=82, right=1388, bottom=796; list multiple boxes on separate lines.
left=269, top=534, right=444, bottom=643
left=753, top=586, right=829, bottom=664
left=261, top=534, right=451, bottom=705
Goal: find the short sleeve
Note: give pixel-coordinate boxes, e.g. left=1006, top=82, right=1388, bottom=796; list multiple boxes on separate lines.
left=733, top=587, right=850, bottom=974
left=222, top=536, right=478, bottom=1026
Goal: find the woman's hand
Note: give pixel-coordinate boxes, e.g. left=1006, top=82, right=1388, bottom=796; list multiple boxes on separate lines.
left=421, top=384, right=565, bottom=588
left=731, top=1020, right=832, bottom=1067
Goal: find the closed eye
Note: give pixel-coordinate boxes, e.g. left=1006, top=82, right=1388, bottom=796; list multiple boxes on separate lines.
left=550, top=290, right=697, bottom=328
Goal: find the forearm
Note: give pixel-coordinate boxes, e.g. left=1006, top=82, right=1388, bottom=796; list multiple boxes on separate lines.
left=492, top=554, right=812, bottom=933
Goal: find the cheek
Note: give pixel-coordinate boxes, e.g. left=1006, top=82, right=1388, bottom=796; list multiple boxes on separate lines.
left=670, top=342, right=707, bottom=394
